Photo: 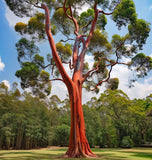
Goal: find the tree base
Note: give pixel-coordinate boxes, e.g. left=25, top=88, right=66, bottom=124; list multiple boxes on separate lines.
left=63, top=142, right=96, bottom=158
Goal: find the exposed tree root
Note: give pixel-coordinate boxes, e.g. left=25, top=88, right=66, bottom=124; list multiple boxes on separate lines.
left=63, top=142, right=96, bottom=158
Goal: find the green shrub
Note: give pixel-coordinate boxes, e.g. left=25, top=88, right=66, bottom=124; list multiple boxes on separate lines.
left=120, top=136, right=133, bottom=148
left=53, top=124, right=70, bottom=147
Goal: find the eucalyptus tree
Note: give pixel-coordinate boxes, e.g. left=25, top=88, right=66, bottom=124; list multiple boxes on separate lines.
left=5, top=0, right=152, bottom=157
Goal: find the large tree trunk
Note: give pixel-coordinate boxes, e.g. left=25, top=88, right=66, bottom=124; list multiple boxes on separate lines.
left=41, top=3, right=96, bottom=158
left=64, top=73, right=96, bottom=158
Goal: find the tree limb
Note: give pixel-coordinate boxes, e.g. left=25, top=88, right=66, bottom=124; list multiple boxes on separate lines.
left=90, top=65, right=113, bottom=91
left=62, top=60, right=73, bottom=70
left=63, top=0, right=79, bottom=36
left=98, top=0, right=121, bottom=15
left=86, top=2, right=98, bottom=46
left=82, top=57, right=101, bottom=84
left=60, top=38, right=75, bottom=42
left=49, top=78, right=65, bottom=83
left=41, top=3, right=73, bottom=88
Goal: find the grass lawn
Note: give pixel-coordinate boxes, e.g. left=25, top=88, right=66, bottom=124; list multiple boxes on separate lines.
left=0, top=147, right=152, bottom=160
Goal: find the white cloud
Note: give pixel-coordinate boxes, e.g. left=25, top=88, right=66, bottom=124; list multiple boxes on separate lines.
left=111, top=64, right=152, bottom=99
left=0, top=57, right=5, bottom=71
left=51, top=81, right=68, bottom=100
left=126, top=78, right=152, bottom=99
left=4, top=4, right=29, bottom=27
left=2, top=80, right=10, bottom=90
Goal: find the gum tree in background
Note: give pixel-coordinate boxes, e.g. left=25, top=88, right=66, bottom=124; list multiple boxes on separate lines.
left=5, top=0, right=152, bottom=158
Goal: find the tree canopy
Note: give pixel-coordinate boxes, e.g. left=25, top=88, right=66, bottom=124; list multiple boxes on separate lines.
left=4, top=0, right=152, bottom=97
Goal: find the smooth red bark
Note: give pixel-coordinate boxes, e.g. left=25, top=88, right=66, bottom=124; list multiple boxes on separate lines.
left=41, top=2, right=99, bottom=158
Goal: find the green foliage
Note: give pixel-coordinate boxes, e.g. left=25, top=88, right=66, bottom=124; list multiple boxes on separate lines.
left=33, top=54, right=45, bottom=67
left=53, top=124, right=70, bottom=147
left=15, top=38, right=52, bottom=98
left=0, top=86, right=152, bottom=149
left=15, top=62, right=51, bottom=98
left=130, top=53, right=152, bottom=78
left=52, top=8, right=74, bottom=36
left=120, top=136, right=133, bottom=148
left=79, top=9, right=94, bottom=27
left=106, top=78, right=119, bottom=90
left=15, top=13, right=46, bottom=41
left=56, top=42, right=72, bottom=61
left=97, top=14, right=107, bottom=30
left=16, top=38, right=39, bottom=63
left=0, top=82, right=8, bottom=95
left=15, top=62, right=40, bottom=87
left=5, top=0, right=32, bottom=17
left=83, top=105, right=101, bottom=147
left=112, top=0, right=137, bottom=28
left=128, top=19, right=151, bottom=49
left=15, top=22, right=27, bottom=35
left=89, top=29, right=110, bottom=51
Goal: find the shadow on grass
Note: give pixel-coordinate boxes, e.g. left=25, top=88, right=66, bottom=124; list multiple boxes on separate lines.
left=122, top=151, right=152, bottom=159
left=1, top=148, right=152, bottom=160
left=0, top=153, right=62, bottom=160
left=0, top=151, right=125, bottom=160
left=97, top=153, right=128, bottom=160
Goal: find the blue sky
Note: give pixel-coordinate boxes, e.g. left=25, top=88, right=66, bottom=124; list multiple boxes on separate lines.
left=0, top=0, right=152, bottom=102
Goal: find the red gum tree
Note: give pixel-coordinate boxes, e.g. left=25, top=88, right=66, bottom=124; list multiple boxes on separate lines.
left=5, top=0, right=151, bottom=158
left=40, top=2, right=117, bottom=157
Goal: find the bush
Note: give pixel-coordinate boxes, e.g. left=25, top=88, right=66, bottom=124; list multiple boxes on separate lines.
left=120, top=136, right=133, bottom=148
left=53, top=124, right=70, bottom=147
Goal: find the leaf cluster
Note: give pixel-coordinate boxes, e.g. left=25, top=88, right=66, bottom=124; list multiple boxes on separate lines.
left=15, top=38, right=51, bottom=98
left=15, top=13, right=46, bottom=41
left=130, top=53, right=152, bottom=78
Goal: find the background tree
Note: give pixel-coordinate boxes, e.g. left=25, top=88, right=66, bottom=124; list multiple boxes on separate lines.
left=0, top=82, right=152, bottom=150
left=5, top=0, right=152, bottom=158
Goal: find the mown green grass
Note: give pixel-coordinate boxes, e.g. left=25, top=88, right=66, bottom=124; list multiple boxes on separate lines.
left=0, top=147, right=152, bottom=160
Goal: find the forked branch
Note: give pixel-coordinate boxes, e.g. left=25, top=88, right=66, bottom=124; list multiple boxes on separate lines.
left=82, top=57, right=101, bottom=84
left=90, top=65, right=113, bottom=91
left=63, top=0, right=79, bottom=36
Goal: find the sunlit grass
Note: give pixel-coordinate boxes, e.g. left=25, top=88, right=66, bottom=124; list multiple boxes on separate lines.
left=0, top=147, right=152, bottom=160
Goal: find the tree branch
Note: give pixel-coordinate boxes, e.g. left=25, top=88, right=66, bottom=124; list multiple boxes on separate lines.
left=60, top=38, right=75, bottom=42
left=98, top=0, right=121, bottom=15
left=63, top=0, right=79, bottom=36
left=90, top=65, right=113, bottom=91
left=25, top=0, right=42, bottom=9
left=82, top=57, right=101, bottom=84
left=62, top=60, right=73, bottom=70
left=86, top=2, right=98, bottom=46
left=49, top=78, right=65, bottom=83
left=41, top=3, right=73, bottom=87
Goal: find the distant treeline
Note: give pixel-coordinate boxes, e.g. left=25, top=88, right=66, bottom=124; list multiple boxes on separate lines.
left=0, top=82, right=152, bottom=149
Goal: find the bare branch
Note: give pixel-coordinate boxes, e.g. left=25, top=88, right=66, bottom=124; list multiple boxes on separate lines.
left=25, top=0, right=42, bottom=9
left=90, top=65, right=113, bottom=91
left=81, top=20, right=93, bottom=33
left=98, top=0, right=121, bottom=15
left=49, top=78, right=65, bottom=83
left=62, top=59, right=74, bottom=70
left=82, top=57, right=101, bottom=83
left=60, top=38, right=75, bottom=42
left=42, top=63, right=52, bottom=69
left=63, top=0, right=79, bottom=36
